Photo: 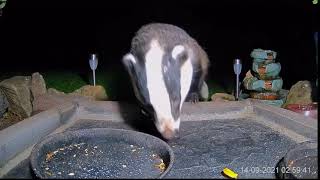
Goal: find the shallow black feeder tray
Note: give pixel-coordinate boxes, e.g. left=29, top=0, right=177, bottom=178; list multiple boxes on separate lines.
left=30, top=128, right=174, bottom=179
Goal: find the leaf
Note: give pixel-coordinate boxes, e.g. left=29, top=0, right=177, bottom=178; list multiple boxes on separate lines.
left=0, top=0, right=7, bottom=9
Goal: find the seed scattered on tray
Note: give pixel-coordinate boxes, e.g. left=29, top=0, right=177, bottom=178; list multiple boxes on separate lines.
left=74, top=143, right=85, bottom=147
left=154, top=159, right=166, bottom=172
left=45, top=171, right=52, bottom=176
left=152, top=154, right=157, bottom=158
left=40, top=142, right=166, bottom=178
left=45, top=152, right=55, bottom=161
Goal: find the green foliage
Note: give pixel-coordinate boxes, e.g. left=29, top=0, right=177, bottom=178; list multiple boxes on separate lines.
left=41, top=70, right=128, bottom=100
left=42, top=71, right=87, bottom=93
left=0, top=0, right=7, bottom=9
left=206, top=79, right=228, bottom=98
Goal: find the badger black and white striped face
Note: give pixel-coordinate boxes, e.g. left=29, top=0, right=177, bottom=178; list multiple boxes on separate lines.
left=122, top=40, right=193, bottom=139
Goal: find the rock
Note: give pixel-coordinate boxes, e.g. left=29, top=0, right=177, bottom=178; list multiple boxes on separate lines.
left=70, top=85, right=108, bottom=101
left=200, top=81, right=209, bottom=101
left=0, top=76, right=32, bottom=118
left=31, top=72, right=47, bottom=98
left=282, top=80, right=313, bottom=108
left=31, top=72, right=47, bottom=109
left=211, top=93, right=235, bottom=102
left=0, top=90, right=9, bottom=118
left=47, top=88, right=66, bottom=95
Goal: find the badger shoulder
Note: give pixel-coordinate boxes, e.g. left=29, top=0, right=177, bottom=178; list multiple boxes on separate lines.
left=191, top=39, right=210, bottom=77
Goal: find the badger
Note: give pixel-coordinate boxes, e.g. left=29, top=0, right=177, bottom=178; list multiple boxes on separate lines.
left=122, top=23, right=210, bottom=140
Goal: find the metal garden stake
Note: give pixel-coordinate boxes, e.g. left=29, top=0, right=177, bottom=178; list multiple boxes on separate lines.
left=89, top=54, right=98, bottom=86
left=233, top=58, right=242, bottom=100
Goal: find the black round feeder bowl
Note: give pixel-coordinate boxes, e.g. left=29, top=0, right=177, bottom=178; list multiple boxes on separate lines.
left=30, top=128, right=174, bottom=179
left=276, top=140, right=318, bottom=179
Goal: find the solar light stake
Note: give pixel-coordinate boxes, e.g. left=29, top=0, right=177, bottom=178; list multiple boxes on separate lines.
left=233, top=58, right=242, bottom=100
left=89, top=54, right=98, bottom=86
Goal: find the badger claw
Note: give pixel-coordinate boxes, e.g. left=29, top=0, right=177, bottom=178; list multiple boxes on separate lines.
left=189, top=93, right=200, bottom=104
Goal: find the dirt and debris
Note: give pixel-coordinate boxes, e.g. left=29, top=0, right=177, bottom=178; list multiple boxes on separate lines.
left=0, top=111, right=23, bottom=131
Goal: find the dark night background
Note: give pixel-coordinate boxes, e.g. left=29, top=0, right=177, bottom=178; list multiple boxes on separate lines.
left=0, top=0, right=318, bottom=94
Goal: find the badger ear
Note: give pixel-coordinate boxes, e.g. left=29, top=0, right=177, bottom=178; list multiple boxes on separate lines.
left=172, top=45, right=188, bottom=64
left=122, top=53, right=137, bottom=69
left=122, top=53, right=138, bottom=78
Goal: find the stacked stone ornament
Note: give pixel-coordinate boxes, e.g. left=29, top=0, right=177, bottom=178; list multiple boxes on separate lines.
left=242, top=49, right=285, bottom=106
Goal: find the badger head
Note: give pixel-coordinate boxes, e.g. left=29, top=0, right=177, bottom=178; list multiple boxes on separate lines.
left=122, top=40, right=193, bottom=140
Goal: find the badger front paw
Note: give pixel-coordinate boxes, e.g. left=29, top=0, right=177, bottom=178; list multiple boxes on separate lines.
left=189, top=92, right=200, bottom=104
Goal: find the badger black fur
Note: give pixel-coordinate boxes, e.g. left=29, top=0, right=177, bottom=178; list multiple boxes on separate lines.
left=122, top=23, right=210, bottom=139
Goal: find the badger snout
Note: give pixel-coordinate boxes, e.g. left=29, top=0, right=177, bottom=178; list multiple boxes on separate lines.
left=162, top=125, right=179, bottom=140
left=155, top=117, right=180, bottom=140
